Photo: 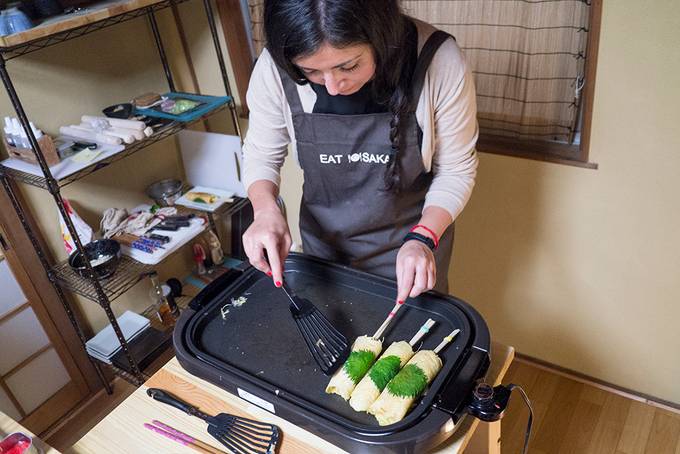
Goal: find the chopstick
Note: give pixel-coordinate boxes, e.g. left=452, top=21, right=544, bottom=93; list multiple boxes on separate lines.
left=372, top=300, right=406, bottom=340
left=408, top=318, right=436, bottom=346
left=433, top=329, right=461, bottom=354
left=144, top=420, right=226, bottom=454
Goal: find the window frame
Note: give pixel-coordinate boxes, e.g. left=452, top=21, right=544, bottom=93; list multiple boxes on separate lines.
left=234, top=0, right=602, bottom=168
left=475, top=0, right=602, bottom=169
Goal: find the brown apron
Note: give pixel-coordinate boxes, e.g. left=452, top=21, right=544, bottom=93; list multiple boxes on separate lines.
left=277, top=31, right=455, bottom=293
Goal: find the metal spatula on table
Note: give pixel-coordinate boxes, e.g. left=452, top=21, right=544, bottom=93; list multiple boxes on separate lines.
left=280, top=279, right=350, bottom=375
left=147, top=388, right=279, bottom=454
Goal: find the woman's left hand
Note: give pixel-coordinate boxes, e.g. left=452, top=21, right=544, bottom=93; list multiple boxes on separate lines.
left=396, top=240, right=437, bottom=302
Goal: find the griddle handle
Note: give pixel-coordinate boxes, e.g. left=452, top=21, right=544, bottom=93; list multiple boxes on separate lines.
left=147, top=388, right=200, bottom=417
left=433, top=348, right=490, bottom=419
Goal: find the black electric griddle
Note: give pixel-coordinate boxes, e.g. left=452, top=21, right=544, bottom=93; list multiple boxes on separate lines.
left=175, top=253, right=491, bottom=453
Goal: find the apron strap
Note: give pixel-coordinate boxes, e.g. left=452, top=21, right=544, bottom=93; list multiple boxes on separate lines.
left=410, top=30, right=455, bottom=110
left=274, top=61, right=306, bottom=115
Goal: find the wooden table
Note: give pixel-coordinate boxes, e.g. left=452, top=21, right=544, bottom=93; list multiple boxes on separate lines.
left=70, top=343, right=514, bottom=454
left=0, top=410, right=60, bottom=453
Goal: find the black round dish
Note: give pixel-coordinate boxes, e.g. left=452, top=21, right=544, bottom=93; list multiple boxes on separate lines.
left=102, top=103, right=133, bottom=119
left=68, top=239, right=121, bottom=279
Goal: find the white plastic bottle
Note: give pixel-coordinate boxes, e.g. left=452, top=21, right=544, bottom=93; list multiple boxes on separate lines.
left=11, top=117, right=28, bottom=148
left=29, top=121, right=43, bottom=140
left=3, top=116, right=15, bottom=146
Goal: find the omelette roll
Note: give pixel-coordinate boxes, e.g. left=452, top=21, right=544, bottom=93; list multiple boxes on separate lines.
left=368, top=350, right=442, bottom=426
left=325, top=335, right=382, bottom=400
left=349, top=341, right=414, bottom=412
left=350, top=319, right=435, bottom=412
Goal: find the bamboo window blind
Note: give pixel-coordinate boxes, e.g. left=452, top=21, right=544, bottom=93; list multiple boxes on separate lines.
left=246, top=0, right=596, bottom=162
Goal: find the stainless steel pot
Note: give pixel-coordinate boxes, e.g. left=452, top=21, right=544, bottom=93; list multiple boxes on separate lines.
left=146, top=178, right=183, bottom=206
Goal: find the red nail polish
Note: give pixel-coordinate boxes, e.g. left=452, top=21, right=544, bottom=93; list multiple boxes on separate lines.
left=266, top=271, right=272, bottom=277
left=397, top=300, right=405, bottom=305
left=275, top=281, right=282, bottom=287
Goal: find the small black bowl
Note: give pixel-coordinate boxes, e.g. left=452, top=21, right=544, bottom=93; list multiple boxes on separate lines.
left=102, top=103, right=133, bottom=119
left=68, top=239, right=122, bottom=279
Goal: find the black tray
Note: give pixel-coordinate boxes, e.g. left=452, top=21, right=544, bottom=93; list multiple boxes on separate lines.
left=110, top=326, right=172, bottom=372
left=175, top=253, right=490, bottom=453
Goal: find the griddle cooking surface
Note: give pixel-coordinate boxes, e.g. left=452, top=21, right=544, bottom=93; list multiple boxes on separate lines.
left=187, top=257, right=473, bottom=429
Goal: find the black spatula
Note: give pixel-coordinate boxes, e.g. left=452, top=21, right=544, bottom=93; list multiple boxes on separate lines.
left=147, top=388, right=279, bottom=454
left=281, top=279, right=350, bottom=375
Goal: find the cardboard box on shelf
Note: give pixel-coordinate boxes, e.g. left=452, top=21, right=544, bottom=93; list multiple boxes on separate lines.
left=3, top=133, right=60, bottom=166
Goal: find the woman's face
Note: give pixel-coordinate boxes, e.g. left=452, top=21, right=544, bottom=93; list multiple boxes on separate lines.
left=294, top=42, right=376, bottom=96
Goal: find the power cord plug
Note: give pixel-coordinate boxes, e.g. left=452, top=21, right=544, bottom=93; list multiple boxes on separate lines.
left=467, top=382, right=534, bottom=454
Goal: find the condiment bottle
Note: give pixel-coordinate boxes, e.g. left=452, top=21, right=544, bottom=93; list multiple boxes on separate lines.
left=148, top=271, right=174, bottom=327
left=162, top=284, right=180, bottom=318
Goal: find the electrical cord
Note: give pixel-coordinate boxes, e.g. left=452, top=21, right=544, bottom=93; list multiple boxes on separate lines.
left=508, top=384, right=534, bottom=454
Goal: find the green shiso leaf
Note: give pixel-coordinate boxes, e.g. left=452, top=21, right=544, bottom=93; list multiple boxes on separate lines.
left=343, top=350, right=376, bottom=383
left=387, top=364, right=428, bottom=398
left=369, top=355, right=402, bottom=391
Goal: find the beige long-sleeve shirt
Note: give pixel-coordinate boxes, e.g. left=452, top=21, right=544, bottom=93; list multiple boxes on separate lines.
left=242, top=20, right=479, bottom=220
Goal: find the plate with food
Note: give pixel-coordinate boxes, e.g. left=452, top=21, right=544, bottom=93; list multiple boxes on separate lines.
left=133, top=92, right=230, bottom=122
left=174, top=185, right=235, bottom=212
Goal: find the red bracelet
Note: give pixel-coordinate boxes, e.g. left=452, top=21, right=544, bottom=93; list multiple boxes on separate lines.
left=410, top=224, right=439, bottom=249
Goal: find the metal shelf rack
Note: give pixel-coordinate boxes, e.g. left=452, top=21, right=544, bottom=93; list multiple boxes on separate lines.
left=0, top=0, right=245, bottom=391
left=0, top=0, right=190, bottom=60
left=50, top=197, right=250, bottom=304
left=0, top=104, right=227, bottom=189
left=51, top=255, right=150, bottom=303
left=90, top=295, right=184, bottom=382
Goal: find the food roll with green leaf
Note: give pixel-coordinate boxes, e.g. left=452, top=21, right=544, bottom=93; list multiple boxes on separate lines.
left=368, top=350, right=442, bottom=425
left=349, top=341, right=414, bottom=412
left=349, top=318, right=436, bottom=412
left=325, top=335, right=382, bottom=400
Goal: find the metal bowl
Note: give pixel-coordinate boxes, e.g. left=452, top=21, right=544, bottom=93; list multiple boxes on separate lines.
left=146, top=178, right=183, bottom=206
left=68, top=239, right=121, bottom=279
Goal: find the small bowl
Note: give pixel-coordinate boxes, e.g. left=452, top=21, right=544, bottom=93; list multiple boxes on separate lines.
left=0, top=432, right=32, bottom=452
left=102, top=103, right=133, bottom=119
left=68, top=239, right=121, bottom=279
left=146, top=178, right=183, bottom=206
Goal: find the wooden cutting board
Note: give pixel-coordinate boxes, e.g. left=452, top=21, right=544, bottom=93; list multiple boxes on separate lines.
left=69, top=358, right=345, bottom=454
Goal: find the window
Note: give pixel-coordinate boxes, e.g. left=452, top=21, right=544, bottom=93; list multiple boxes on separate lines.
left=245, top=0, right=601, bottom=168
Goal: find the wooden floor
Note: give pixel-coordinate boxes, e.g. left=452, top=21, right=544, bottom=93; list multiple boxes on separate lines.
left=43, top=378, right=136, bottom=451
left=501, top=360, right=680, bottom=454
left=44, top=359, right=680, bottom=453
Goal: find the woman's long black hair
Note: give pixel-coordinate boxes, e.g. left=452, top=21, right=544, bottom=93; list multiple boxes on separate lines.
left=263, top=0, right=418, bottom=191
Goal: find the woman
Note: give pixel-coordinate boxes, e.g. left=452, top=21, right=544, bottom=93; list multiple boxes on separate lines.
left=242, top=0, right=478, bottom=302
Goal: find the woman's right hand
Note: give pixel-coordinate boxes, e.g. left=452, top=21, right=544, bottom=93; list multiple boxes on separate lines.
left=242, top=205, right=292, bottom=287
